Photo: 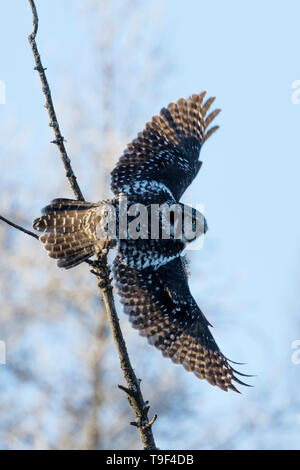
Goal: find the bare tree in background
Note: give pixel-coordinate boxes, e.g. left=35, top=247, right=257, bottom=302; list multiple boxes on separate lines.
left=0, top=0, right=192, bottom=450
left=1, top=0, right=298, bottom=451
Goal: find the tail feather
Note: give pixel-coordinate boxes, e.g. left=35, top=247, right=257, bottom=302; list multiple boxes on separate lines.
left=34, top=210, right=86, bottom=234
left=41, top=198, right=98, bottom=213
left=57, top=247, right=95, bottom=269
left=33, top=199, right=101, bottom=269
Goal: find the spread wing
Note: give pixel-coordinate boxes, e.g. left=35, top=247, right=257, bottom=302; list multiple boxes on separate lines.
left=114, top=255, right=250, bottom=392
left=111, top=92, right=221, bottom=202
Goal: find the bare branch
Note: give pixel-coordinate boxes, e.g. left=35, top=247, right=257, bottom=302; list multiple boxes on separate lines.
left=0, top=215, right=39, bottom=240
left=27, top=0, right=84, bottom=201
left=89, top=254, right=157, bottom=449
left=26, top=0, right=157, bottom=450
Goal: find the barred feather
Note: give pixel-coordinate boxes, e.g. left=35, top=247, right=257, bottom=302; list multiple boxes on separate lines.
left=33, top=198, right=101, bottom=268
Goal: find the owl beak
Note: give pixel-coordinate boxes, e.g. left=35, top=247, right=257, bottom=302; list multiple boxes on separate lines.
left=204, top=218, right=208, bottom=233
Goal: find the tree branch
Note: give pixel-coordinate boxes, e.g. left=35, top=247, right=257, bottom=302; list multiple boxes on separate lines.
left=27, top=0, right=84, bottom=202
left=25, top=0, right=157, bottom=450
left=88, top=255, right=157, bottom=449
left=0, top=215, right=39, bottom=240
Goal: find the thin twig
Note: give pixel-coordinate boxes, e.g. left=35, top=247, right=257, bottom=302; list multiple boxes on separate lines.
left=27, top=0, right=84, bottom=202
left=0, top=215, right=39, bottom=240
left=25, top=0, right=157, bottom=450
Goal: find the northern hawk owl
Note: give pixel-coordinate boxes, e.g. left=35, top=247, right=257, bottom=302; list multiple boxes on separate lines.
left=33, top=92, right=250, bottom=392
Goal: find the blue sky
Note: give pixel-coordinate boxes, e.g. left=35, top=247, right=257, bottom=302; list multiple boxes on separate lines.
left=1, top=0, right=300, bottom=449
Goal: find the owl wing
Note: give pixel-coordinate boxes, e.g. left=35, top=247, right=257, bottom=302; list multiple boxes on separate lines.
left=111, top=92, right=221, bottom=202
left=114, top=255, right=250, bottom=392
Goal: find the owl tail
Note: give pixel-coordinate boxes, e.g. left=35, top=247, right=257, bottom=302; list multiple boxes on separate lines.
left=33, top=198, right=101, bottom=269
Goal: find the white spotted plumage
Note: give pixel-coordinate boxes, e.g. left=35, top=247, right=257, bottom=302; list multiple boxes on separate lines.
left=33, top=93, right=251, bottom=391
